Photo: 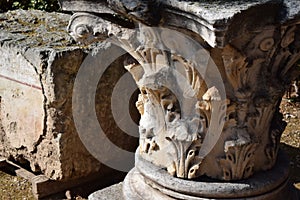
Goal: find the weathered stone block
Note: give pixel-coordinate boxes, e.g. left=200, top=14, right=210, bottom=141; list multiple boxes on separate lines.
left=0, top=9, right=138, bottom=183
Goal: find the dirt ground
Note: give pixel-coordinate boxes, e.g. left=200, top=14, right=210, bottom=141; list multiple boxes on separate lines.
left=0, top=99, right=299, bottom=199
left=280, top=98, right=300, bottom=191
left=0, top=171, right=33, bottom=200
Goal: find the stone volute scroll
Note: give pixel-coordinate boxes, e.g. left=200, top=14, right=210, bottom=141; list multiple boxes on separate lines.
left=60, top=0, right=300, bottom=199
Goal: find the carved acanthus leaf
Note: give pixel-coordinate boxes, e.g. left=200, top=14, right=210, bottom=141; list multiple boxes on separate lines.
left=165, top=121, right=202, bottom=179
left=220, top=134, right=258, bottom=181
left=264, top=112, right=286, bottom=170
left=222, top=45, right=248, bottom=93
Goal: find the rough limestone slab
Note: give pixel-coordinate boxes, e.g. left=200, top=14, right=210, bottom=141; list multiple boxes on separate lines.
left=88, top=182, right=124, bottom=200
left=0, top=9, right=138, bottom=185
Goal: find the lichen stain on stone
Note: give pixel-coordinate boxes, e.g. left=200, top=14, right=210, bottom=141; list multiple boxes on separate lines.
left=0, top=9, right=76, bottom=49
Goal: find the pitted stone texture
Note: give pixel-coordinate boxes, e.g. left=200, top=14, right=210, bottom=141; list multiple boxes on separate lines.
left=0, top=9, right=138, bottom=181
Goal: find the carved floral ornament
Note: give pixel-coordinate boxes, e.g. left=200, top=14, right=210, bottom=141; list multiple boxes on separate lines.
left=121, top=25, right=227, bottom=180
left=67, top=1, right=300, bottom=181
left=68, top=13, right=228, bottom=179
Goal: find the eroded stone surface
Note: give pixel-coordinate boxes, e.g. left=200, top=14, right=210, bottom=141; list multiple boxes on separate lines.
left=0, top=9, right=138, bottom=181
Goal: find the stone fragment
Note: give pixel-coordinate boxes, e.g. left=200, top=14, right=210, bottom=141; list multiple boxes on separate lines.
left=0, top=9, right=138, bottom=185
